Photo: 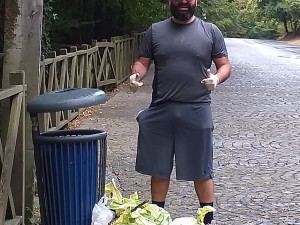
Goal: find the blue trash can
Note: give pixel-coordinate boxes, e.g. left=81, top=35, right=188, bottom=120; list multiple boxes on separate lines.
left=27, top=88, right=108, bottom=225
left=35, top=129, right=107, bottom=225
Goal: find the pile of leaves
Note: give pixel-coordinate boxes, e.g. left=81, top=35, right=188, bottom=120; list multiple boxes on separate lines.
left=105, top=180, right=171, bottom=225
left=104, top=180, right=215, bottom=225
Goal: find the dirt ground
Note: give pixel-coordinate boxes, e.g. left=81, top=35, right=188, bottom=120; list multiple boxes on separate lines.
left=280, top=32, right=300, bottom=46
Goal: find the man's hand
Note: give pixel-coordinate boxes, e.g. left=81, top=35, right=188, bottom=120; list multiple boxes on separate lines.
left=201, top=69, right=220, bottom=91
left=129, top=73, right=143, bottom=92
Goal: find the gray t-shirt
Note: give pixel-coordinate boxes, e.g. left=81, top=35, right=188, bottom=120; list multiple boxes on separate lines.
left=139, top=18, right=228, bottom=106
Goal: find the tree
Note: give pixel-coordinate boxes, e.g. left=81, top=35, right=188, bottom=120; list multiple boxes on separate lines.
left=284, top=0, right=300, bottom=32
left=42, top=0, right=293, bottom=52
left=123, top=0, right=169, bottom=30
left=258, top=0, right=300, bottom=33
left=198, top=0, right=241, bottom=37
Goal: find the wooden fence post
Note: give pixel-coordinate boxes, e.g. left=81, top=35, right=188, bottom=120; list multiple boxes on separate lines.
left=47, top=51, right=57, bottom=92
left=110, top=37, right=118, bottom=85
left=81, top=44, right=89, bottom=88
left=92, top=39, right=97, bottom=47
left=70, top=46, right=78, bottom=88
left=1, top=0, right=23, bottom=153
left=9, top=70, right=26, bottom=225
left=59, top=48, right=68, bottom=89
left=1, top=0, right=24, bottom=221
left=0, top=71, right=25, bottom=225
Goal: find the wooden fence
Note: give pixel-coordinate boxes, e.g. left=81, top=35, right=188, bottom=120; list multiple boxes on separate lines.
left=39, top=32, right=145, bottom=131
left=0, top=31, right=145, bottom=224
left=0, top=71, right=26, bottom=225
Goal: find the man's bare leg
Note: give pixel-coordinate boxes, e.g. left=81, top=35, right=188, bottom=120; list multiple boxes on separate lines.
left=151, top=176, right=170, bottom=207
left=194, top=179, right=214, bottom=224
left=194, top=179, right=214, bottom=202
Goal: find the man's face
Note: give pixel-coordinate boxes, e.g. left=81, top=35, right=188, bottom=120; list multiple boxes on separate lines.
left=170, top=0, right=197, bottom=22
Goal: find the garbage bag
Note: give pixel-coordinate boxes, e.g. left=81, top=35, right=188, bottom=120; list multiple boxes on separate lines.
left=91, top=196, right=115, bottom=225
left=169, top=217, right=198, bottom=225
left=169, top=206, right=216, bottom=225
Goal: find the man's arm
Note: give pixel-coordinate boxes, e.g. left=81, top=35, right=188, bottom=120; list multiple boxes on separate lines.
left=131, top=57, right=152, bottom=82
left=213, top=56, right=231, bottom=84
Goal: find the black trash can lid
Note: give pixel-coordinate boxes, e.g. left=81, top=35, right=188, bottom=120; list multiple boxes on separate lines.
left=27, top=88, right=107, bottom=114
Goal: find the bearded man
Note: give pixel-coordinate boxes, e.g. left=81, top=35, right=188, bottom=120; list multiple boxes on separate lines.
left=129, top=0, right=231, bottom=224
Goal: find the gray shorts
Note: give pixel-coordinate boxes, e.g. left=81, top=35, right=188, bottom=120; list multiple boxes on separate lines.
left=136, top=101, right=214, bottom=181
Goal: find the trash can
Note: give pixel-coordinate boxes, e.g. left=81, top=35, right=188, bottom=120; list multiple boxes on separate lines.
left=27, top=88, right=108, bottom=225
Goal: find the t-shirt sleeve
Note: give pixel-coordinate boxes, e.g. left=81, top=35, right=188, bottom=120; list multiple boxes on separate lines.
left=138, top=26, right=154, bottom=59
left=211, top=24, right=228, bottom=58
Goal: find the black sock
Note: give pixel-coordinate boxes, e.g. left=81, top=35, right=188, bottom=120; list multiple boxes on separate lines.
left=152, top=201, right=165, bottom=208
left=200, top=202, right=214, bottom=224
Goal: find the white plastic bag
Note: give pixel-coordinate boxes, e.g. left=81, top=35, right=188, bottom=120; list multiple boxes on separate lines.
left=169, top=206, right=216, bottom=225
left=169, top=217, right=198, bottom=225
left=91, top=196, right=115, bottom=225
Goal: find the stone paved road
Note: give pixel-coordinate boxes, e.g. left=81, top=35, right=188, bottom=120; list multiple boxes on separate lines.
left=80, top=38, right=300, bottom=224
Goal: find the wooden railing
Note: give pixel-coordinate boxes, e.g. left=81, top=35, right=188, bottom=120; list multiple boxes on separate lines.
left=0, top=32, right=145, bottom=224
left=39, top=32, right=145, bottom=131
left=111, top=35, right=135, bottom=84
left=0, top=71, right=26, bottom=225
left=133, top=32, right=145, bottom=58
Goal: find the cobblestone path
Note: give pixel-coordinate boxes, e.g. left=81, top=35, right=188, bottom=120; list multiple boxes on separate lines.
left=80, top=39, right=300, bottom=224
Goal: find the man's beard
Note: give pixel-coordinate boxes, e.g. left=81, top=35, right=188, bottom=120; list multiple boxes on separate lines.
left=170, top=2, right=196, bottom=21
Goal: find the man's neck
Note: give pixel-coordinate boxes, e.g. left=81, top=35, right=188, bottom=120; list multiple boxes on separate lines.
left=171, top=15, right=196, bottom=24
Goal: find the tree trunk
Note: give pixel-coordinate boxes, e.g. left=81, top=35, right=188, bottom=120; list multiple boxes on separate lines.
left=283, top=18, right=289, bottom=33
left=293, top=21, right=298, bottom=33
left=19, top=0, right=43, bottom=224
left=0, top=0, right=4, bottom=87
left=2, top=0, right=22, bottom=87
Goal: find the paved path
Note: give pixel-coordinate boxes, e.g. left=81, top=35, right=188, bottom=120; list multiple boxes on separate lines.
left=80, top=39, right=300, bottom=224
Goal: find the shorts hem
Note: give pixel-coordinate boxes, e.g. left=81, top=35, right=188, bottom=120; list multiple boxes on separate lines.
left=176, top=174, right=214, bottom=182
left=135, top=167, right=171, bottom=179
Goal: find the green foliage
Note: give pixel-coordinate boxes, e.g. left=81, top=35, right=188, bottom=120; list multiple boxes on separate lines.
left=42, top=0, right=57, bottom=53
left=198, top=0, right=242, bottom=37
left=236, top=0, right=264, bottom=37
left=258, top=0, right=300, bottom=32
left=123, top=0, right=169, bottom=30
left=284, top=0, right=300, bottom=31
left=40, top=0, right=298, bottom=52
left=248, top=21, right=280, bottom=39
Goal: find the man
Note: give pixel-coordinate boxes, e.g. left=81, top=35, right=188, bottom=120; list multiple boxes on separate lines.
left=129, top=0, right=231, bottom=224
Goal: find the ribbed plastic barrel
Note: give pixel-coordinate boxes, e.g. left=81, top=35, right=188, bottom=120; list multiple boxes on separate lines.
left=34, top=129, right=107, bottom=225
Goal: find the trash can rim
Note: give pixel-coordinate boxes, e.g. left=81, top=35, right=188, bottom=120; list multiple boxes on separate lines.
left=34, top=129, right=107, bottom=144
left=27, top=88, right=107, bottom=114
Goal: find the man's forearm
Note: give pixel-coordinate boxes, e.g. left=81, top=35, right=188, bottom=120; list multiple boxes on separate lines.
left=131, top=58, right=151, bottom=81
left=216, top=64, right=231, bottom=84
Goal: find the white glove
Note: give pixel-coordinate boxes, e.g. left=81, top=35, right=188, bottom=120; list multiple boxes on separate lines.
left=201, top=69, right=220, bottom=91
left=129, top=73, right=143, bottom=92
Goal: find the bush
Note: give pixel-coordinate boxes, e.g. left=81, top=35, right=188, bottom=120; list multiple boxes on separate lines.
left=249, top=24, right=280, bottom=39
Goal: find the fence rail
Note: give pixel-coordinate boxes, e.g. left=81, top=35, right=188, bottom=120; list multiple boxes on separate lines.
left=0, top=31, right=144, bottom=224
left=39, top=32, right=145, bottom=131
left=0, top=71, right=26, bottom=225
